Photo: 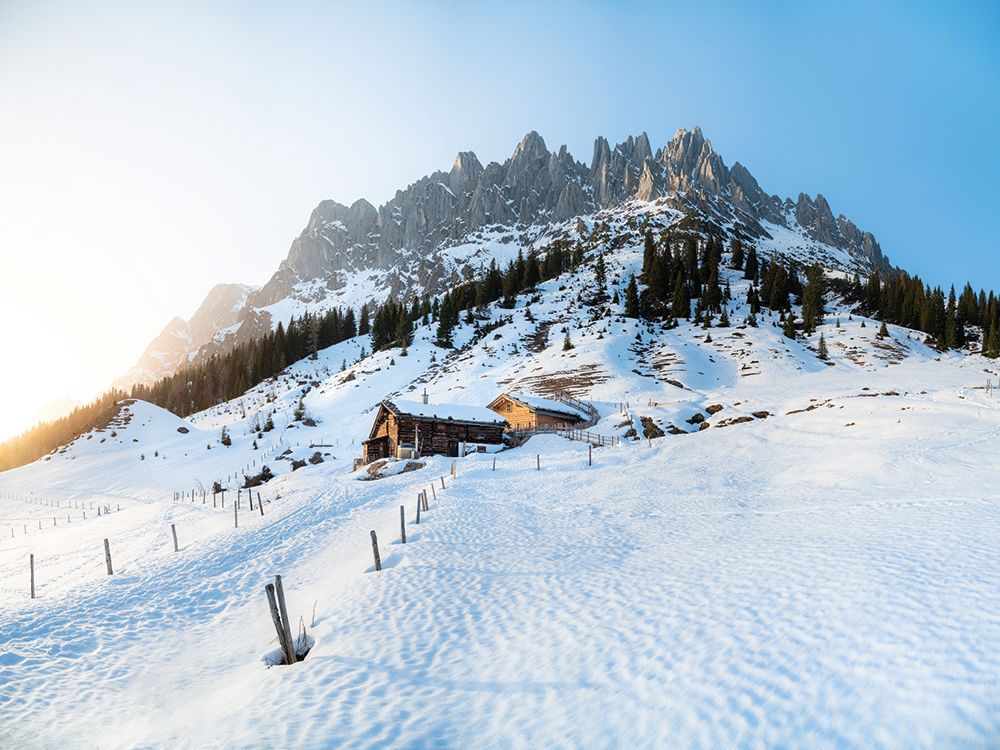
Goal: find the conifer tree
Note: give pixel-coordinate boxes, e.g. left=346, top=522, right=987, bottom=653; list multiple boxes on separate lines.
left=358, top=303, right=370, bottom=336
left=642, top=230, right=656, bottom=277
left=783, top=314, right=797, bottom=339
left=624, top=274, right=641, bottom=318
left=672, top=275, right=690, bottom=319
left=522, top=252, right=541, bottom=289
left=743, top=246, right=759, bottom=281
left=730, top=239, right=744, bottom=270
left=818, top=333, right=829, bottom=360
left=801, top=265, right=825, bottom=334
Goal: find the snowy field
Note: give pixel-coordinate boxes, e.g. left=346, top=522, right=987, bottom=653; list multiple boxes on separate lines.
left=2, top=378, right=999, bottom=747
left=2, top=239, right=1000, bottom=747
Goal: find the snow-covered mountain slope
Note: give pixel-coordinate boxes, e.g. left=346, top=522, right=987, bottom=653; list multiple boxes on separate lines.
left=121, top=127, right=894, bottom=387
left=2, top=233, right=999, bottom=747
left=116, top=282, right=257, bottom=388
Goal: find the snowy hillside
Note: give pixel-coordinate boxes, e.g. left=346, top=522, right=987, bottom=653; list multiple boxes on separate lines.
left=2, top=232, right=999, bottom=747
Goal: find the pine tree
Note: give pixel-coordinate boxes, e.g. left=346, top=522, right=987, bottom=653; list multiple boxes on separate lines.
left=743, top=246, right=759, bottom=281
left=358, top=304, right=370, bottom=336
left=801, top=265, right=824, bottom=334
left=522, top=252, right=541, bottom=289
left=730, top=239, right=744, bottom=270
left=642, top=230, right=656, bottom=277
left=220, top=426, right=231, bottom=446
left=595, top=252, right=607, bottom=286
left=818, top=333, right=829, bottom=360
left=783, top=314, right=797, bottom=339
left=624, top=274, right=641, bottom=318
left=563, top=330, right=573, bottom=350
left=672, top=275, right=690, bottom=319
left=878, top=320, right=890, bottom=339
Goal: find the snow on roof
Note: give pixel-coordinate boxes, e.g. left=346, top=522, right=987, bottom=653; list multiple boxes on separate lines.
left=507, top=392, right=588, bottom=420
left=387, top=399, right=507, bottom=425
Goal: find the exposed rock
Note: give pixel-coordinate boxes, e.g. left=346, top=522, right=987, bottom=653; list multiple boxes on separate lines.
left=706, top=404, right=724, bottom=415
left=640, top=416, right=665, bottom=439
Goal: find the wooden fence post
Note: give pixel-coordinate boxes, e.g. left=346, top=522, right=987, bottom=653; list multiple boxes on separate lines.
left=589, top=444, right=592, bottom=466
left=370, top=530, right=382, bottom=571
left=234, top=502, right=238, bottom=529
left=416, top=498, right=421, bottom=524
left=536, top=454, right=540, bottom=471
left=440, top=476, right=445, bottom=490
left=274, top=575, right=296, bottom=663
left=400, top=506, right=406, bottom=543
left=422, top=490, right=429, bottom=511
left=103, top=538, right=113, bottom=575
left=30, top=554, right=35, bottom=599
left=265, top=583, right=295, bottom=665
left=171, top=523, right=179, bottom=552
left=258, top=492, right=264, bottom=517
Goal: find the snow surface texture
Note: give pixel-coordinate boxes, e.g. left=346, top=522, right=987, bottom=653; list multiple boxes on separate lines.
left=2, top=239, right=1000, bottom=748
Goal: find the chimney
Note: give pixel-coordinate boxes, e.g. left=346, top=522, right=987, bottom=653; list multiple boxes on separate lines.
left=422, top=389, right=428, bottom=405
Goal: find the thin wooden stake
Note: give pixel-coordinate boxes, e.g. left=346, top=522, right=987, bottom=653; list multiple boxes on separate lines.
left=589, top=444, right=592, bottom=466
left=30, top=553, right=35, bottom=599
left=234, top=501, right=238, bottom=528
left=431, top=484, right=437, bottom=502
left=258, top=492, right=264, bottom=517
left=400, top=505, right=406, bottom=544
left=103, top=538, right=113, bottom=575
left=493, top=456, right=496, bottom=471
left=536, top=454, right=540, bottom=471
left=274, top=575, right=296, bottom=664
left=416, top=498, right=421, bottom=524
left=265, top=583, right=295, bottom=665
left=171, top=523, right=179, bottom=552
left=440, top=476, right=445, bottom=490
left=370, top=530, right=382, bottom=571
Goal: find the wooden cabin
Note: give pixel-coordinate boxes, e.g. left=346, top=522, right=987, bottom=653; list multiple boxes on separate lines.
left=487, top=392, right=589, bottom=432
left=362, top=399, right=507, bottom=464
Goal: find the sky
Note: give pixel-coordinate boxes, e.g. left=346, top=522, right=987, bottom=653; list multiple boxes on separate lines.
left=1, top=0, right=998, bottom=440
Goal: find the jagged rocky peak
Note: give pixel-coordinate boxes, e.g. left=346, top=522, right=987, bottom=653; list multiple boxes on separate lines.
left=794, top=193, right=840, bottom=246
left=121, top=124, right=896, bottom=388
left=248, top=125, right=895, bottom=310
left=449, top=151, right=483, bottom=196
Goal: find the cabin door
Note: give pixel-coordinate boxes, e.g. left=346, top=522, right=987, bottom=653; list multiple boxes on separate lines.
left=447, top=439, right=459, bottom=457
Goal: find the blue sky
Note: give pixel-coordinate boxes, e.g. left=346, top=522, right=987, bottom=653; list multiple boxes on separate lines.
left=0, top=0, right=998, bottom=436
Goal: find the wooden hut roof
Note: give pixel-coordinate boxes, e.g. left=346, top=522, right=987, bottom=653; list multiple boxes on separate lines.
left=368, top=400, right=508, bottom=440
left=488, top=392, right=588, bottom=421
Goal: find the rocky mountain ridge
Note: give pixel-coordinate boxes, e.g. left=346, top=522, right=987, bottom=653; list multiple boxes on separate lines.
left=120, top=126, right=893, bottom=387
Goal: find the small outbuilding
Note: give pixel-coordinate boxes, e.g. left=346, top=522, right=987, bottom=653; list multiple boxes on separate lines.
left=362, top=399, right=508, bottom=464
left=487, top=392, right=591, bottom=432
